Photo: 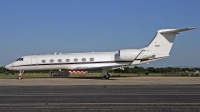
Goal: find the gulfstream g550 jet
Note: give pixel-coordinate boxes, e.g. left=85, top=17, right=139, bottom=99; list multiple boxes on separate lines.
left=5, top=27, right=195, bottom=79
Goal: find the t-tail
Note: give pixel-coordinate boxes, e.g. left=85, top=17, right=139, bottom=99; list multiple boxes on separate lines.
left=145, top=27, right=195, bottom=58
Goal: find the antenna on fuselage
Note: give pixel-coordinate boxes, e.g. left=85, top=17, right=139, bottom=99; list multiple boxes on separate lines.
left=54, top=52, right=57, bottom=55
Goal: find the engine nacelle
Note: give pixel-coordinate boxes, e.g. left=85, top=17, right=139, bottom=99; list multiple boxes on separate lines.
left=118, top=49, right=141, bottom=61
left=142, top=50, right=155, bottom=59
left=118, top=49, right=155, bottom=61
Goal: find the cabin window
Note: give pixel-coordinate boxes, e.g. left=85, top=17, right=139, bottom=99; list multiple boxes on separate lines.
left=82, top=58, right=86, bottom=62
left=58, top=59, right=62, bottom=62
left=74, top=58, right=78, bottom=62
left=89, top=58, right=94, bottom=61
left=66, top=59, right=70, bottom=62
left=50, top=59, right=54, bottom=63
left=16, top=58, right=23, bottom=61
left=42, top=60, right=46, bottom=63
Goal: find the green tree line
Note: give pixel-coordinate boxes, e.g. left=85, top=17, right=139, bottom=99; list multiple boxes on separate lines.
left=1, top=66, right=199, bottom=74
left=111, top=66, right=200, bottom=73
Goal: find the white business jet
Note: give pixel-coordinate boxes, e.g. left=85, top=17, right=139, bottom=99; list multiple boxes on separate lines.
left=5, top=27, right=195, bottom=79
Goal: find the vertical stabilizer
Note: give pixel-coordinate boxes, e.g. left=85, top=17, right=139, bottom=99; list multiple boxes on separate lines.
left=146, top=27, right=195, bottom=57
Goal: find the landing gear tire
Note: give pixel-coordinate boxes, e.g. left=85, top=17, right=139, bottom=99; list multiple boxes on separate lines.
left=18, top=71, right=24, bottom=80
left=104, top=74, right=110, bottom=79
left=49, top=71, right=53, bottom=77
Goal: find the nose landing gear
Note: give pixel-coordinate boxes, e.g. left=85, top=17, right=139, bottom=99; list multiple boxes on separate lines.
left=18, top=71, right=24, bottom=80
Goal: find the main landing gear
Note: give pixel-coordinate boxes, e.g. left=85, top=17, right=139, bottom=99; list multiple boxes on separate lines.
left=49, top=71, right=53, bottom=77
left=101, top=69, right=110, bottom=79
left=104, top=74, right=110, bottom=79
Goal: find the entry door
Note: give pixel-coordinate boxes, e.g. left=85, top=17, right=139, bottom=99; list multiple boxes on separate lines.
left=31, top=57, right=37, bottom=67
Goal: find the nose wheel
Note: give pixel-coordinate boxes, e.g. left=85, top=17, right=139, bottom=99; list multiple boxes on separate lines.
left=18, top=71, right=24, bottom=80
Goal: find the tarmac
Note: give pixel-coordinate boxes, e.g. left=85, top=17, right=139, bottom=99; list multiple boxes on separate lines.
left=0, top=77, right=200, bottom=86
left=0, top=77, right=200, bottom=111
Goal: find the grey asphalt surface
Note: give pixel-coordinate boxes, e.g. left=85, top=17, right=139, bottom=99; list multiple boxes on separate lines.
left=1, top=77, right=200, bottom=86
left=0, top=84, right=200, bottom=112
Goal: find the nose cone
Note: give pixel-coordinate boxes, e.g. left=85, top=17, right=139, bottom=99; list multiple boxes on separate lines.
left=5, top=64, right=12, bottom=70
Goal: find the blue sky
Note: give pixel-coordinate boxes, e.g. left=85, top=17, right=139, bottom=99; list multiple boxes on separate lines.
left=0, top=0, right=199, bottom=67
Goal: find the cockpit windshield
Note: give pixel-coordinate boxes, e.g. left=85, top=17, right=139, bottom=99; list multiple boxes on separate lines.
left=16, top=58, right=23, bottom=61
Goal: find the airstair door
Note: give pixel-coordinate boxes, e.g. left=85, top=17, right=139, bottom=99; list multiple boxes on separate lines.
left=31, top=57, right=37, bottom=67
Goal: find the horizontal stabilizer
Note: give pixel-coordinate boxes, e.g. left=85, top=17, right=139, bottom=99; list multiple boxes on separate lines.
left=158, top=27, right=196, bottom=34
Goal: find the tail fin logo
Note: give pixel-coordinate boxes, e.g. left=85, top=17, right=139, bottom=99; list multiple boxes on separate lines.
left=155, top=45, right=160, bottom=47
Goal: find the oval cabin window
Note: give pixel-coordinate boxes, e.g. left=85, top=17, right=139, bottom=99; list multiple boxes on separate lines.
left=42, top=60, right=46, bottom=63
left=74, top=58, right=78, bottom=62
left=58, top=59, right=62, bottom=62
left=89, top=58, right=94, bottom=61
left=66, top=59, right=70, bottom=62
left=82, top=58, right=86, bottom=62
left=50, top=59, right=54, bottom=63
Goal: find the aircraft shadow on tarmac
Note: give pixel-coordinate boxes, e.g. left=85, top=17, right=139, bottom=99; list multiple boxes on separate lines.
left=35, top=76, right=122, bottom=80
